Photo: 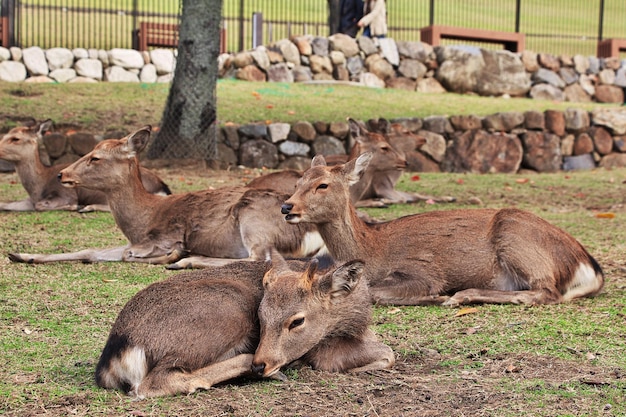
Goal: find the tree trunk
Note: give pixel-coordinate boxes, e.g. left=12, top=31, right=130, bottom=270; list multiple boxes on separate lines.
left=147, top=0, right=223, bottom=161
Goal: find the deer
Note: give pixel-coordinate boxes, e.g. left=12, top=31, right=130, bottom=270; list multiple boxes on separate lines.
left=247, top=118, right=454, bottom=208
left=0, top=120, right=171, bottom=212
left=279, top=152, right=605, bottom=306
left=95, top=249, right=394, bottom=398
left=7, top=125, right=324, bottom=268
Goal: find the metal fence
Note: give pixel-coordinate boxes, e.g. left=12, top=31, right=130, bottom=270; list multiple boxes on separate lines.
left=2, top=0, right=626, bottom=57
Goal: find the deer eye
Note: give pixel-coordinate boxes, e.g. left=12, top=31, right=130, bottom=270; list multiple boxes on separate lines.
left=89, top=157, right=100, bottom=163
left=288, top=317, right=305, bottom=330
left=316, top=183, right=328, bottom=190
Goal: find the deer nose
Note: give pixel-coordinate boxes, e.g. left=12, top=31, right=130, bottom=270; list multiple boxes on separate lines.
left=57, top=172, right=62, bottom=180
left=281, top=203, right=293, bottom=215
left=251, top=362, right=265, bottom=376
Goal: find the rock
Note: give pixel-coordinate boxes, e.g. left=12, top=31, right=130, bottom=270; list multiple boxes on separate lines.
left=267, top=63, right=294, bottom=82
left=45, top=47, right=74, bottom=71
left=573, top=133, right=594, bottom=155
left=74, top=58, right=103, bottom=80
left=450, top=115, right=482, bottom=131
left=422, top=116, right=453, bottom=135
left=291, top=121, right=317, bottom=142
left=520, top=50, right=539, bottom=72
left=359, top=72, right=385, bottom=88
left=416, top=130, right=446, bottom=162
left=564, top=108, right=590, bottom=133
left=149, top=49, right=176, bottom=74
left=104, top=66, right=140, bottom=82
left=592, top=108, right=626, bottom=134
left=139, top=64, right=157, bottom=83
left=589, top=126, right=614, bottom=155
left=236, top=65, right=266, bottom=82
left=309, top=55, right=332, bottom=74
left=329, top=33, right=360, bottom=58
left=68, top=132, right=98, bottom=156
left=444, top=130, right=523, bottom=174
left=278, top=140, right=310, bottom=156
left=275, top=38, right=300, bottom=65
left=0, top=61, right=27, bottom=82
left=416, top=77, right=446, bottom=93
left=357, top=36, right=378, bottom=56
left=49, top=68, right=77, bottom=83
left=238, top=124, right=267, bottom=139
left=521, top=131, right=562, bottom=172
left=530, top=83, right=564, bottom=101
left=312, top=135, right=346, bottom=156
left=396, top=40, right=430, bottom=62
left=538, top=53, right=560, bottom=71
left=311, top=37, right=330, bottom=57
left=239, top=139, right=279, bottom=168
left=0, top=47, right=10, bottom=62
left=532, top=68, right=565, bottom=88
left=268, top=123, right=291, bottom=143
left=378, top=38, right=399, bottom=66
left=22, top=46, right=49, bottom=76
left=435, top=46, right=483, bottom=93
left=564, top=83, right=592, bottom=102
left=573, top=55, right=589, bottom=74
left=563, top=154, right=596, bottom=170
left=474, top=49, right=531, bottom=96
left=524, top=111, right=545, bottom=130
left=599, top=153, right=626, bottom=168
left=398, top=59, right=427, bottom=80
left=595, top=85, right=624, bottom=103
left=545, top=110, right=566, bottom=135
left=108, top=48, right=144, bottom=69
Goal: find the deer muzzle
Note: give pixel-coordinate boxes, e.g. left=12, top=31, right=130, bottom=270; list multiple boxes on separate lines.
left=57, top=172, right=78, bottom=188
left=281, top=203, right=300, bottom=223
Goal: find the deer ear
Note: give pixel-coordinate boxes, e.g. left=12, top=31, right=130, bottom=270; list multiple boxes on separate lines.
left=263, top=248, right=290, bottom=288
left=125, top=126, right=152, bottom=155
left=377, top=118, right=390, bottom=132
left=328, top=260, right=365, bottom=300
left=311, top=154, right=327, bottom=167
left=37, top=120, right=54, bottom=137
left=343, top=152, right=372, bottom=186
left=348, top=118, right=365, bottom=139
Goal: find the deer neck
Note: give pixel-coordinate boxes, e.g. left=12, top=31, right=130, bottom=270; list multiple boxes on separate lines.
left=105, top=162, right=161, bottom=239
left=317, top=204, right=374, bottom=263
left=13, top=152, right=49, bottom=199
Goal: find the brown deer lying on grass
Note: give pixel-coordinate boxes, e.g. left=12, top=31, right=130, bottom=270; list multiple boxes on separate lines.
left=8, top=126, right=324, bottom=267
left=247, top=118, right=454, bottom=208
left=280, top=153, right=605, bottom=306
left=0, top=120, right=171, bottom=212
left=95, top=250, right=394, bottom=398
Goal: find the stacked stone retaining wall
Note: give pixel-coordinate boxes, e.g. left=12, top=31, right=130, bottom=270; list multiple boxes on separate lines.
left=3, top=107, right=626, bottom=173
left=1, top=34, right=626, bottom=103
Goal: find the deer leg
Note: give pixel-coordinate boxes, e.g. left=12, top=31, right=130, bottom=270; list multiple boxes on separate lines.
left=34, top=198, right=79, bottom=211
left=8, top=246, right=128, bottom=264
left=370, top=287, right=450, bottom=306
left=122, top=244, right=186, bottom=265
left=0, top=199, right=36, bottom=211
left=443, top=288, right=563, bottom=306
left=166, top=256, right=253, bottom=270
left=78, top=203, right=111, bottom=213
left=132, top=354, right=254, bottom=399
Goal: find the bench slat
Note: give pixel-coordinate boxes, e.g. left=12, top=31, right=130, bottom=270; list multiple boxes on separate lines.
left=420, top=25, right=525, bottom=53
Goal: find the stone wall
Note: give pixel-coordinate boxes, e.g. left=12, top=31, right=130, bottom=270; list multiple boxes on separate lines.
left=1, top=34, right=625, bottom=103
left=4, top=107, right=626, bottom=174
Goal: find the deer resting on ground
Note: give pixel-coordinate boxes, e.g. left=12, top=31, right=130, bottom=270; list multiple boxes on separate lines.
left=280, top=153, right=605, bottom=306
left=95, top=250, right=394, bottom=398
left=0, top=120, right=171, bottom=212
left=247, top=118, right=454, bottom=208
left=8, top=126, right=324, bottom=267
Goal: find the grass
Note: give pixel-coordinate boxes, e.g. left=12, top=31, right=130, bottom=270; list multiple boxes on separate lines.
left=0, top=79, right=618, bottom=134
left=1, top=164, right=625, bottom=415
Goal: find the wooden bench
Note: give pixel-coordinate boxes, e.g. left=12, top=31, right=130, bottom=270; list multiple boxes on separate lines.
left=420, top=25, right=525, bottom=53
left=597, top=38, right=626, bottom=58
left=0, top=16, right=8, bottom=47
left=138, top=22, right=226, bottom=53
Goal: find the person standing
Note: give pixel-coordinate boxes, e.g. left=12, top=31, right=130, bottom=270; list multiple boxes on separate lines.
left=338, top=0, right=365, bottom=37
left=358, top=0, right=387, bottom=38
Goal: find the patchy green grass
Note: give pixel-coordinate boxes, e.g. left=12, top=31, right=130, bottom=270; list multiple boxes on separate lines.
left=0, top=166, right=625, bottom=416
